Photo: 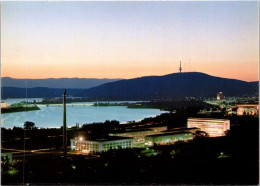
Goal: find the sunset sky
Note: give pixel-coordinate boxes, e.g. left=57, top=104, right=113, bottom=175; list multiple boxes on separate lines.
left=1, top=1, right=259, bottom=81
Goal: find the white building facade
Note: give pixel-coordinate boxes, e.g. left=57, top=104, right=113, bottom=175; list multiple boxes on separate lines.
left=145, top=132, right=193, bottom=146
left=187, top=117, right=230, bottom=137
left=236, top=104, right=259, bottom=116
left=71, top=137, right=133, bottom=153
left=109, top=126, right=167, bottom=147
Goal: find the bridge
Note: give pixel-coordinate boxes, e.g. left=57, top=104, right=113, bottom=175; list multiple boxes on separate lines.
left=38, top=103, right=93, bottom=107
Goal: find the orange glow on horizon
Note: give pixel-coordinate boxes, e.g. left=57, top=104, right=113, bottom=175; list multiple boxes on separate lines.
left=1, top=60, right=258, bottom=82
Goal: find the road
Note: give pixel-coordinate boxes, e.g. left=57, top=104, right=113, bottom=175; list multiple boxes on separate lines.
left=2, top=147, right=100, bottom=158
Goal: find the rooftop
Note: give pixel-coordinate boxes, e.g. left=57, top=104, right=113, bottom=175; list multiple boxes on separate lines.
left=161, top=127, right=200, bottom=133
left=73, top=136, right=133, bottom=142
left=188, top=117, right=229, bottom=121
left=146, top=131, right=193, bottom=138
left=109, top=128, right=153, bottom=134
left=236, top=104, right=259, bottom=107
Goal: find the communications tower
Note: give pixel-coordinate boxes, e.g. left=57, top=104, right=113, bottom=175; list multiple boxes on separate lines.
left=179, top=60, right=182, bottom=73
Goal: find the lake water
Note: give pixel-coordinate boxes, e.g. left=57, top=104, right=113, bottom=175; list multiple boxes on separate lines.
left=1, top=99, right=167, bottom=129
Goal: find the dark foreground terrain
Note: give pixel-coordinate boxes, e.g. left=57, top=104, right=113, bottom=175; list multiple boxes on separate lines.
left=1, top=102, right=259, bottom=185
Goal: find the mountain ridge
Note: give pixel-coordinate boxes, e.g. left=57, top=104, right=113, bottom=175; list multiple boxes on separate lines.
left=1, top=77, right=121, bottom=89
left=1, top=72, right=258, bottom=99
left=82, top=72, right=259, bottom=98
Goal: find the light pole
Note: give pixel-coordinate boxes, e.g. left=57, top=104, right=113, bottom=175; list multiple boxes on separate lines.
left=63, top=89, right=67, bottom=159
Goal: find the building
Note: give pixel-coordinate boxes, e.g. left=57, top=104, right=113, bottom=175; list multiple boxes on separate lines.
left=70, top=136, right=133, bottom=153
left=217, top=92, right=224, bottom=100
left=187, top=117, right=230, bottom=137
left=236, top=104, right=259, bottom=116
left=226, top=106, right=237, bottom=116
left=145, top=132, right=193, bottom=146
left=161, top=127, right=200, bottom=134
left=1, top=102, right=8, bottom=108
left=109, top=126, right=167, bottom=147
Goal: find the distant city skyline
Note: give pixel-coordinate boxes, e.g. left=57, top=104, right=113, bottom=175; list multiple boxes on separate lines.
left=1, top=1, right=259, bottom=81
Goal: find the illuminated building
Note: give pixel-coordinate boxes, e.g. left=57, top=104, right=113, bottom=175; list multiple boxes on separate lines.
left=1, top=102, right=7, bottom=108
left=187, top=117, right=230, bottom=137
left=145, top=132, right=193, bottom=146
left=161, top=127, right=200, bottom=134
left=217, top=92, right=224, bottom=100
left=226, top=106, right=237, bottom=115
left=109, top=126, right=167, bottom=147
left=236, top=104, right=259, bottom=116
left=70, top=136, right=133, bottom=153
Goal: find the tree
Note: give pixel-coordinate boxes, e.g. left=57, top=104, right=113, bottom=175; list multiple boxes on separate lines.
left=24, top=121, right=35, bottom=130
left=194, top=131, right=209, bottom=139
left=1, top=156, right=10, bottom=173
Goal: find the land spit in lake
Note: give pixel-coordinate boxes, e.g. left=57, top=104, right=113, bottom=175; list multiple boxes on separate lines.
left=1, top=105, right=40, bottom=114
left=1, top=101, right=41, bottom=114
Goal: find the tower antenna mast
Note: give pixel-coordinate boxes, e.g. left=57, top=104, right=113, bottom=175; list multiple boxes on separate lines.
left=179, top=60, right=182, bottom=73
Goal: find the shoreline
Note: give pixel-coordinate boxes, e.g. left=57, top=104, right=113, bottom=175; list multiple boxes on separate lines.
left=1, top=111, right=168, bottom=129
left=1, top=105, right=41, bottom=114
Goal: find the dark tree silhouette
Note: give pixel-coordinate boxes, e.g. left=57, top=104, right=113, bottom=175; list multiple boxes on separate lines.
left=24, top=121, right=35, bottom=130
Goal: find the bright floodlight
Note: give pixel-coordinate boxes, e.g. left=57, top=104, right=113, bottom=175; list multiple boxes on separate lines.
left=79, top=137, right=83, bottom=141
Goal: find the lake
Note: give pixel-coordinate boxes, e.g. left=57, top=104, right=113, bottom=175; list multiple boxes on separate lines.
left=1, top=99, right=167, bottom=129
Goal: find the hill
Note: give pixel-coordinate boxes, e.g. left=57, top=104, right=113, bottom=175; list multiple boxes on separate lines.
left=1, top=77, right=121, bottom=89
left=1, top=72, right=258, bottom=99
left=82, top=72, right=258, bottom=98
left=1, top=87, right=85, bottom=99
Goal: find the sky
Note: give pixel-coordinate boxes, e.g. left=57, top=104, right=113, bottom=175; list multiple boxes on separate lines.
left=1, top=1, right=259, bottom=81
